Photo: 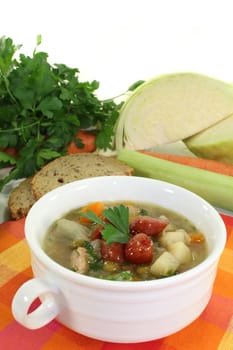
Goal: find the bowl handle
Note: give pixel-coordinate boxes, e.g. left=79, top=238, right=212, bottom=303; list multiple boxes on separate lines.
left=11, top=278, right=60, bottom=329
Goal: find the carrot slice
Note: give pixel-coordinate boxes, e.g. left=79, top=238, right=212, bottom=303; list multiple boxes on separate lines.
left=67, top=130, right=96, bottom=154
left=139, top=151, right=233, bottom=176
left=0, top=147, right=19, bottom=157
left=189, top=232, right=205, bottom=243
left=79, top=201, right=104, bottom=223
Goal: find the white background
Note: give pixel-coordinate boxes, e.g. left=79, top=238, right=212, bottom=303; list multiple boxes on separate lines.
left=1, top=0, right=233, bottom=98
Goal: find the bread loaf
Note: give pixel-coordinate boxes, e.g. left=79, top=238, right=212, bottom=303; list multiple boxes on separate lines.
left=31, top=153, right=133, bottom=200
left=8, top=177, right=36, bottom=220
left=8, top=153, right=133, bottom=219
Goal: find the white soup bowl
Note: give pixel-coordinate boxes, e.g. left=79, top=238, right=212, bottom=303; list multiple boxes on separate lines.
left=11, top=176, right=226, bottom=343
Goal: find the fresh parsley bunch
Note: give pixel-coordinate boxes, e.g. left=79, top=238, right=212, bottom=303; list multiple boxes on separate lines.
left=0, top=36, right=131, bottom=190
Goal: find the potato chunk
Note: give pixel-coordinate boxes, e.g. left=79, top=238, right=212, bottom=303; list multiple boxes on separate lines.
left=150, top=252, right=180, bottom=277
left=168, top=241, right=192, bottom=264
left=159, top=229, right=191, bottom=248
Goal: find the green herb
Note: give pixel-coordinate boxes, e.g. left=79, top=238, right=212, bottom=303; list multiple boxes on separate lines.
left=0, top=36, right=142, bottom=191
left=127, top=80, right=145, bottom=91
left=80, top=204, right=130, bottom=244
left=71, top=239, right=103, bottom=271
left=82, top=241, right=103, bottom=271
left=106, top=270, right=133, bottom=281
left=139, top=208, right=148, bottom=216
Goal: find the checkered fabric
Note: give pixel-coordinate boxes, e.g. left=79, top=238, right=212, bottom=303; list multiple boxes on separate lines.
left=0, top=214, right=233, bottom=350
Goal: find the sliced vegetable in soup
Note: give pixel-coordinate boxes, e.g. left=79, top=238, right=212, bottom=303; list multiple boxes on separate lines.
left=43, top=201, right=207, bottom=281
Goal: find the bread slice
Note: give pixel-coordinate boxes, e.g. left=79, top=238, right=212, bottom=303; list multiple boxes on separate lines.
left=31, top=153, right=133, bottom=200
left=8, top=177, right=36, bottom=220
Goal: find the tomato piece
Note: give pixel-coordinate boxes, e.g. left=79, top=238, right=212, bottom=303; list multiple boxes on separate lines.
left=90, top=226, right=103, bottom=240
left=130, top=216, right=168, bottom=236
left=100, top=241, right=125, bottom=263
left=125, top=233, right=154, bottom=264
left=90, top=217, right=112, bottom=240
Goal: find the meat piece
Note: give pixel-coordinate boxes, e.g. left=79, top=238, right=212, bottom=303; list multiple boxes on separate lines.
left=71, top=246, right=89, bottom=274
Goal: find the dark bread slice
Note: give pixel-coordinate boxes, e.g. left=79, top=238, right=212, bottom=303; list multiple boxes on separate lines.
left=31, top=153, right=133, bottom=200
left=8, top=177, right=36, bottom=220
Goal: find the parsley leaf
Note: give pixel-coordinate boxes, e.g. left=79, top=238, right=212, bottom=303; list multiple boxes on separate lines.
left=103, top=204, right=129, bottom=234
left=82, top=210, right=104, bottom=226
left=101, top=225, right=128, bottom=245
left=80, top=204, right=130, bottom=245
left=127, top=80, right=145, bottom=91
left=0, top=151, right=16, bottom=166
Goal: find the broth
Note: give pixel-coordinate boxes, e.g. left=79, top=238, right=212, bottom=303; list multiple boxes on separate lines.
left=43, top=201, right=207, bottom=281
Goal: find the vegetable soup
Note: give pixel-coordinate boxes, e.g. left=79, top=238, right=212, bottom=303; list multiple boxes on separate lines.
left=43, top=201, right=207, bottom=281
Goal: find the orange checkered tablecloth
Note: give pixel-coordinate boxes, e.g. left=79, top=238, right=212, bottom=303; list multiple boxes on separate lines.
left=0, top=214, right=233, bottom=350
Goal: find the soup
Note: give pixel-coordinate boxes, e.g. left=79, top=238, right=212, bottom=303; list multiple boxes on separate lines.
left=43, top=200, right=207, bottom=281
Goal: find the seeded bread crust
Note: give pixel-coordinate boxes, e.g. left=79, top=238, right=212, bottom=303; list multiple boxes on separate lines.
left=8, top=177, right=36, bottom=220
left=31, top=153, right=133, bottom=200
